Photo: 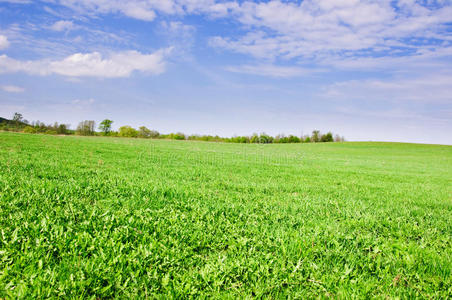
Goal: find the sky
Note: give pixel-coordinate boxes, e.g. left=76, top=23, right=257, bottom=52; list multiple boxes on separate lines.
left=0, top=0, right=452, bottom=144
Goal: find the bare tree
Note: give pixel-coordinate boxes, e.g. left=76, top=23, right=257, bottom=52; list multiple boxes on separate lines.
left=76, top=120, right=95, bottom=136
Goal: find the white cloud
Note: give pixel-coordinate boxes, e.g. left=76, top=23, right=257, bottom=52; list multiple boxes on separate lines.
left=225, top=64, right=311, bottom=78
left=0, top=35, right=10, bottom=50
left=50, top=20, right=75, bottom=31
left=0, top=85, right=24, bottom=93
left=6, top=0, right=452, bottom=74
left=0, top=48, right=172, bottom=78
left=40, top=1, right=452, bottom=64
left=209, top=0, right=452, bottom=62
left=119, top=2, right=156, bottom=21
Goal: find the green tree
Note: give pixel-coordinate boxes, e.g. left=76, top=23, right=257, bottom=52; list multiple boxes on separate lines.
left=56, top=124, right=68, bottom=134
left=99, top=119, right=113, bottom=135
left=311, top=130, right=320, bottom=143
left=288, top=135, right=301, bottom=143
left=259, top=133, right=273, bottom=144
left=118, top=126, right=138, bottom=137
left=138, top=126, right=151, bottom=138
left=250, top=134, right=259, bottom=143
left=320, top=132, right=334, bottom=142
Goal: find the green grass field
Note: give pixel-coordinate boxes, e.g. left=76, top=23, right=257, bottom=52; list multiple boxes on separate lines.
left=1, top=132, right=451, bottom=298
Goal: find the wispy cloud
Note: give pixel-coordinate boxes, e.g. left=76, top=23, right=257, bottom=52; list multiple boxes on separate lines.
left=225, top=64, right=313, bottom=78
left=321, top=73, right=452, bottom=104
left=47, top=0, right=238, bottom=21
left=49, top=20, right=75, bottom=32
left=0, top=0, right=31, bottom=3
left=0, top=85, right=25, bottom=93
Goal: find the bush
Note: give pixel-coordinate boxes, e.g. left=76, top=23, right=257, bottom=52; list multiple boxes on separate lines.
left=44, top=130, right=58, bottom=135
left=170, top=132, right=186, bottom=140
left=118, top=126, right=138, bottom=138
left=23, top=126, right=37, bottom=134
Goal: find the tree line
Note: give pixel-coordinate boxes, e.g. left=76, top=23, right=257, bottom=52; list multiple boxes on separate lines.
left=0, top=113, right=345, bottom=143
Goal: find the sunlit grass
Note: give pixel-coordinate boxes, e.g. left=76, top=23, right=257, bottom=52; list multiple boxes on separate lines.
left=1, top=132, right=451, bottom=298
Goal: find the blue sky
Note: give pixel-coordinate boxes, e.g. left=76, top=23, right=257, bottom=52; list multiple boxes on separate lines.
left=1, top=0, right=451, bottom=144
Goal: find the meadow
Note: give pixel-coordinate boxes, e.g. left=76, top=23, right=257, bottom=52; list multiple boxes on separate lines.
left=0, top=132, right=451, bottom=298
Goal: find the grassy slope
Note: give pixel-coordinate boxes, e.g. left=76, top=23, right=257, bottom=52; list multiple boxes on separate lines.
left=0, top=132, right=451, bottom=298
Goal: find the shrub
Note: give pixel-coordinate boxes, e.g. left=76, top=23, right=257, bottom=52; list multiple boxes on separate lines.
left=44, top=130, right=58, bottom=135
left=118, top=126, right=138, bottom=138
left=23, top=126, right=37, bottom=134
left=171, top=132, right=186, bottom=140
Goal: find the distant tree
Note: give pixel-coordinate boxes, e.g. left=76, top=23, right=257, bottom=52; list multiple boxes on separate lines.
left=57, top=124, right=68, bottom=135
left=311, top=130, right=320, bottom=143
left=149, top=129, right=160, bottom=138
left=231, top=136, right=249, bottom=143
left=138, top=126, right=159, bottom=139
left=259, top=133, right=273, bottom=144
left=320, top=132, right=334, bottom=142
left=274, top=134, right=283, bottom=143
left=99, top=119, right=113, bottom=135
left=250, top=133, right=259, bottom=143
left=288, top=135, right=301, bottom=143
left=138, top=126, right=151, bottom=138
left=13, top=112, right=23, bottom=123
left=76, top=120, right=95, bottom=136
left=334, top=134, right=342, bottom=142
left=304, top=136, right=311, bottom=143
left=118, top=126, right=138, bottom=137
left=276, top=134, right=289, bottom=143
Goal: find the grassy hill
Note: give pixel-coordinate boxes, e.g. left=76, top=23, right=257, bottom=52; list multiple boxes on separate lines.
left=0, top=132, right=451, bottom=298
left=0, top=116, right=28, bottom=127
left=0, top=117, right=12, bottom=124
